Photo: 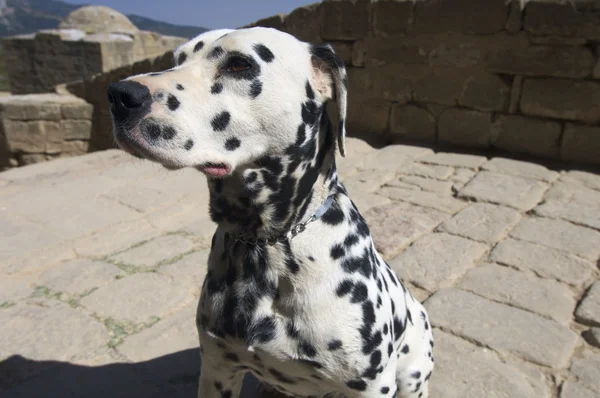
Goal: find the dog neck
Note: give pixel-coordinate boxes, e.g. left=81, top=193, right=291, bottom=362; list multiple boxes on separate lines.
left=206, top=108, right=340, bottom=238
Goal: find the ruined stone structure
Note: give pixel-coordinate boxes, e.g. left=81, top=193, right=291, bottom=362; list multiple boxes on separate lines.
left=2, top=6, right=186, bottom=95
left=2, top=0, right=600, bottom=169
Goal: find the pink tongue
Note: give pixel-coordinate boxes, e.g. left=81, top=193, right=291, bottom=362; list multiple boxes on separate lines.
left=202, top=166, right=229, bottom=177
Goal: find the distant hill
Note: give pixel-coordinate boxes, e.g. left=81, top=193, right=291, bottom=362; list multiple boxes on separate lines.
left=0, top=0, right=208, bottom=38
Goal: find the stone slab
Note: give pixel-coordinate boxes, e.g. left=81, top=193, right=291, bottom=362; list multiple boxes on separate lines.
left=430, top=330, right=551, bottom=398
left=402, top=162, right=454, bottom=180
left=390, top=233, right=488, bottom=292
left=576, top=281, right=600, bottom=326
left=584, top=327, right=600, bottom=348
left=438, top=108, right=492, bottom=148
left=425, top=288, right=579, bottom=368
left=393, top=175, right=453, bottom=195
left=379, top=186, right=467, bottom=214
left=458, top=171, right=548, bottom=211
left=348, top=191, right=392, bottom=214
left=109, top=235, right=196, bottom=269
left=490, top=238, right=595, bottom=287
left=159, top=249, right=209, bottom=297
left=510, top=217, right=600, bottom=260
left=482, top=157, right=559, bottom=182
left=0, top=276, right=34, bottom=304
left=561, top=382, right=598, bottom=398
left=361, top=144, right=434, bottom=172
left=39, top=259, right=123, bottom=296
left=458, top=263, right=576, bottom=324
left=569, top=349, right=600, bottom=394
left=419, top=152, right=487, bottom=169
left=562, top=170, right=600, bottom=191
left=439, top=203, right=521, bottom=243
left=534, top=181, right=600, bottom=230
left=364, top=202, right=448, bottom=259
left=562, top=124, right=600, bottom=166
left=344, top=169, right=396, bottom=193
left=79, top=273, right=194, bottom=323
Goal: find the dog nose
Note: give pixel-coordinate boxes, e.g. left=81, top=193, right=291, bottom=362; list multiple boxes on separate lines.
left=107, top=81, right=151, bottom=122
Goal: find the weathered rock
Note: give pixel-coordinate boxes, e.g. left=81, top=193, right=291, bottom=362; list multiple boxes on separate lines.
left=490, top=238, right=595, bottom=286
left=509, top=75, right=523, bottom=113
left=562, top=170, right=600, bottom=191
left=459, top=72, right=510, bottom=111
left=425, top=288, right=579, bottom=368
left=419, top=152, right=487, bottom=169
left=346, top=98, right=391, bottom=138
left=458, top=171, right=547, bottom=211
left=389, top=104, right=436, bottom=143
left=584, top=327, right=600, bottom=348
left=60, top=102, right=93, bottom=119
left=370, top=65, right=414, bottom=103
left=249, top=14, right=284, bottom=30
left=364, top=202, right=448, bottom=259
left=430, top=330, right=552, bottom=398
left=390, top=233, right=487, bottom=291
left=109, top=235, right=196, bottom=269
left=520, top=78, right=600, bottom=123
left=561, top=382, right=598, bottom=398
left=402, top=162, right=454, bottom=180
left=80, top=273, right=193, bottom=323
left=413, top=69, right=465, bottom=106
left=321, top=0, right=369, bottom=40
left=438, top=108, right=491, bottom=148
left=510, top=217, right=600, bottom=260
left=482, top=157, right=559, bottom=182
left=372, top=0, right=414, bottom=36
left=0, top=95, right=62, bottom=120
left=39, top=258, right=123, bottom=296
left=524, top=1, right=600, bottom=40
left=60, top=119, right=92, bottom=140
left=59, top=5, right=139, bottom=34
left=379, top=186, right=467, bottom=214
left=576, top=282, right=600, bottom=326
left=60, top=140, right=89, bottom=156
left=490, top=115, right=562, bottom=158
left=562, top=124, right=600, bottom=166
left=534, top=181, right=600, bottom=230
left=3, top=120, right=53, bottom=153
left=569, top=349, right=600, bottom=394
left=439, top=203, right=521, bottom=243
left=459, top=263, right=576, bottom=324
left=414, top=0, right=507, bottom=34
left=0, top=276, right=34, bottom=303
left=351, top=39, right=366, bottom=67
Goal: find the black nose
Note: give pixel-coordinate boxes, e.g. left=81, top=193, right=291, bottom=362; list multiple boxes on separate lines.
left=107, top=81, right=151, bottom=122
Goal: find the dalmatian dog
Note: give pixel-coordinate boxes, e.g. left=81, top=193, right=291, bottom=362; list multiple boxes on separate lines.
left=108, top=27, right=434, bottom=398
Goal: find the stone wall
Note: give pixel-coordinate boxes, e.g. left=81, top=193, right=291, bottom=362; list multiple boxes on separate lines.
left=0, top=94, right=93, bottom=168
left=63, top=0, right=600, bottom=167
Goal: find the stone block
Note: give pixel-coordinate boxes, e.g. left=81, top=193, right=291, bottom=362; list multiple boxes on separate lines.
left=576, top=281, right=600, bottom=326
left=370, top=64, right=416, bottom=103
left=402, top=162, right=454, bottom=179
left=419, top=152, right=487, bottom=169
left=486, top=44, right=594, bottom=79
left=346, top=98, right=391, bottom=137
left=109, top=235, right=196, bottom=269
left=0, top=94, right=63, bottom=121
left=285, top=3, right=323, bottom=43
left=414, top=0, right=507, bottom=34
left=439, top=203, right=521, bottom=243
left=349, top=191, right=391, bottom=214
left=390, top=233, right=488, bottom=291
left=505, top=0, right=522, bottom=33
left=510, top=216, right=600, bottom=261
left=330, top=42, right=353, bottom=65
left=17, top=153, right=48, bottom=165
left=458, top=171, right=547, bottom=211
left=3, top=120, right=47, bottom=153
left=351, top=40, right=366, bottom=67
left=372, top=0, right=414, bottom=36
left=390, top=104, right=436, bottom=143
left=365, top=202, right=448, bottom=258
left=245, top=14, right=285, bottom=30
left=379, top=186, right=467, bottom=214
left=459, top=72, right=509, bottom=112
left=594, top=58, right=600, bottom=79
left=438, top=108, right=491, bottom=148
left=490, top=238, right=594, bottom=286
left=561, top=382, right=597, bottom=398
left=562, top=124, right=600, bottom=165
left=524, top=1, right=600, bottom=40
left=482, top=157, right=559, bottom=182
left=490, top=115, right=562, bottom=158
left=425, top=288, right=579, bottom=368
left=321, top=0, right=369, bottom=40
left=392, top=175, right=453, bottom=195
left=60, top=119, right=92, bottom=140
left=562, top=170, right=600, bottom=191
left=459, top=263, right=576, bottom=324
left=61, top=102, right=93, bottom=119
left=413, top=69, right=465, bottom=106
left=569, top=349, right=600, bottom=394
left=61, top=140, right=89, bottom=156
left=509, top=75, right=523, bottom=114
left=39, top=259, right=123, bottom=296
left=534, top=181, right=600, bottom=230
left=520, top=78, right=600, bottom=124
left=584, top=327, right=600, bottom=349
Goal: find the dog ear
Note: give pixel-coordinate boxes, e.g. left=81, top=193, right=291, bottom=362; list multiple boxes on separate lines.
left=310, top=44, right=348, bottom=157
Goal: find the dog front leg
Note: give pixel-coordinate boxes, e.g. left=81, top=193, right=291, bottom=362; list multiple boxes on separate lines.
left=198, top=362, right=244, bottom=398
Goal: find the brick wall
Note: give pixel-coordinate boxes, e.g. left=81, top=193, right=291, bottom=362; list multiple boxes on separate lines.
left=64, top=0, right=600, bottom=167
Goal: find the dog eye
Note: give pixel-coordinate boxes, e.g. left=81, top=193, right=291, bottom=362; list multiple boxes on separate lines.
left=225, top=57, right=251, bottom=72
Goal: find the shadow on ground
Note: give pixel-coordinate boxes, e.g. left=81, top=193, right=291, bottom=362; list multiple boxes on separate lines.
left=0, top=349, right=264, bottom=398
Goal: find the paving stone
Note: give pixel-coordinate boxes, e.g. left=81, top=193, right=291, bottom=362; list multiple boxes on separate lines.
left=0, top=276, right=34, bottom=303
left=490, top=238, right=594, bottom=286
left=570, top=349, right=600, bottom=394
left=345, top=137, right=375, bottom=155
left=159, top=250, right=209, bottom=297
left=390, top=233, right=488, bottom=292
left=430, top=330, right=551, bottom=398
left=510, top=217, right=600, bottom=260
left=562, top=170, right=600, bottom=191
left=109, top=235, right=196, bottom=268
left=1, top=241, right=77, bottom=276
left=450, top=168, right=477, bottom=184
left=344, top=169, right=396, bottom=193
left=104, top=183, right=177, bottom=213
left=561, top=382, right=597, bottom=398
left=458, top=171, right=548, bottom=211
left=364, top=203, right=448, bottom=259
left=425, top=288, right=579, bottom=368
left=584, top=327, right=600, bottom=348
left=419, top=152, right=487, bottom=169
left=402, top=162, right=454, bottom=180
left=534, top=181, right=600, bottom=230
left=391, top=175, right=453, bottom=195
left=0, top=300, right=109, bottom=362
left=80, top=273, right=194, bottom=323
left=576, top=282, right=600, bottom=326
left=348, top=190, right=392, bottom=214
left=72, top=218, right=162, bottom=258
left=439, top=203, right=521, bottom=243
left=458, top=263, right=576, bottom=324
left=361, top=145, right=434, bottom=172
left=379, top=186, right=467, bottom=214
left=39, top=259, right=123, bottom=296
left=482, top=157, right=559, bottom=182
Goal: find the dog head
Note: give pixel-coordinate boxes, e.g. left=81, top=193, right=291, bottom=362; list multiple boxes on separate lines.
left=108, top=27, right=348, bottom=178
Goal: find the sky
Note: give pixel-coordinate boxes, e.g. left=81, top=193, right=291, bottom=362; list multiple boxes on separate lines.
left=62, top=0, right=317, bottom=30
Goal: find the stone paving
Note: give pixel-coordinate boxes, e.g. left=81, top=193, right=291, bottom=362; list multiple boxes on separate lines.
left=1, top=138, right=599, bottom=397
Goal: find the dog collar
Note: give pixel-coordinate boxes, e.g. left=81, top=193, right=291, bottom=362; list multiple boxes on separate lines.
left=230, top=194, right=336, bottom=246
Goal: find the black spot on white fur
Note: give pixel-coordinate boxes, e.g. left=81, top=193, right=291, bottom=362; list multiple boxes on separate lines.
left=211, top=111, right=230, bottom=131
left=177, top=52, right=187, bottom=65
left=211, top=82, right=223, bottom=94
left=253, top=43, right=274, bottom=62
left=184, top=139, right=194, bottom=150
left=193, top=41, right=205, bottom=52
left=167, top=95, right=180, bottom=111
left=224, top=138, right=240, bottom=151
left=209, top=46, right=224, bottom=59
left=250, top=80, right=262, bottom=98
